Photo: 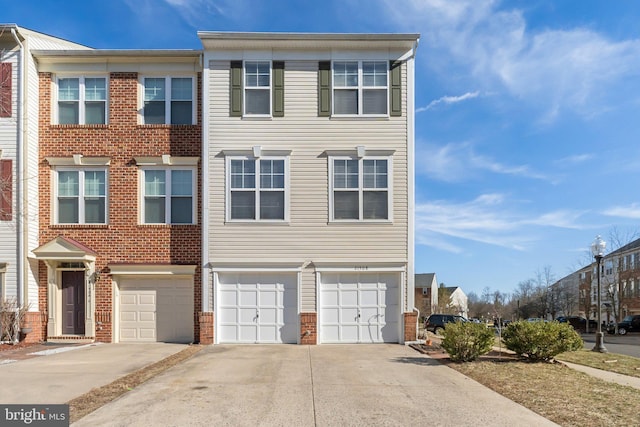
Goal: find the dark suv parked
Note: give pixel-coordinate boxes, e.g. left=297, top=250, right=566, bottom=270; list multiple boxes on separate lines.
left=424, top=314, right=467, bottom=335
left=607, top=315, right=640, bottom=335
left=556, top=316, right=597, bottom=332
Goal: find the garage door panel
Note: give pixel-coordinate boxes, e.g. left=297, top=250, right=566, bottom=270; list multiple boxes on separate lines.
left=220, top=290, right=237, bottom=305
left=259, top=325, right=278, bottom=342
left=320, top=272, right=400, bottom=343
left=239, top=325, right=258, bottom=341
left=341, top=325, right=358, bottom=342
left=217, top=273, right=298, bottom=344
left=341, top=290, right=358, bottom=306
left=139, top=312, right=156, bottom=322
left=119, top=277, right=194, bottom=343
left=239, top=308, right=257, bottom=323
left=139, top=294, right=156, bottom=305
left=260, top=307, right=278, bottom=323
left=260, top=290, right=278, bottom=306
left=121, top=294, right=137, bottom=304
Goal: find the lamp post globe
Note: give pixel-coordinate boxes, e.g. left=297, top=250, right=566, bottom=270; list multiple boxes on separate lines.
left=591, top=235, right=607, bottom=353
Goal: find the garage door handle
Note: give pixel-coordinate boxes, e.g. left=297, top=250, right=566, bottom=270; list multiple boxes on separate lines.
left=256, top=310, right=259, bottom=318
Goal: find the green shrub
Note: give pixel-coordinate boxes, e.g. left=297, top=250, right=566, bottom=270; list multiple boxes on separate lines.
left=502, top=320, right=583, bottom=362
left=441, top=321, right=495, bottom=362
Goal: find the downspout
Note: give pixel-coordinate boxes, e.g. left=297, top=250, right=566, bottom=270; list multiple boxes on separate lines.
left=10, top=27, right=25, bottom=310
left=406, top=37, right=419, bottom=316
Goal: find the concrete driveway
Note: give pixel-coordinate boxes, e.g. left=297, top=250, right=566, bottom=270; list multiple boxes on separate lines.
left=0, top=343, right=187, bottom=404
left=76, top=344, right=557, bottom=427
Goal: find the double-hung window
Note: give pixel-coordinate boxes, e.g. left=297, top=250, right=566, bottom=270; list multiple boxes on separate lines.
left=56, top=169, right=107, bottom=224
left=143, top=77, right=194, bottom=124
left=57, top=76, right=107, bottom=124
left=141, top=168, right=195, bottom=224
left=244, top=61, right=271, bottom=115
left=333, top=61, right=388, bottom=116
left=228, top=157, right=287, bottom=221
left=330, top=157, right=390, bottom=221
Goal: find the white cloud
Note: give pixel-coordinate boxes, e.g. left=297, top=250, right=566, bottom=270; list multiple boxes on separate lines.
left=160, top=0, right=244, bottom=27
left=602, top=204, right=640, bottom=219
left=383, top=0, right=640, bottom=120
left=417, top=91, right=479, bottom=112
left=416, top=194, right=588, bottom=252
left=416, top=140, right=550, bottom=182
left=555, top=153, right=594, bottom=165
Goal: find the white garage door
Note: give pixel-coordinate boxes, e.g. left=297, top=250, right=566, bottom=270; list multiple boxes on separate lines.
left=217, top=272, right=297, bottom=344
left=320, top=272, right=400, bottom=343
left=119, top=277, right=194, bottom=343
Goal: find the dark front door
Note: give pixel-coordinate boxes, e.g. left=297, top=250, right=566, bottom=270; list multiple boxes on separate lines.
left=62, top=271, right=85, bottom=335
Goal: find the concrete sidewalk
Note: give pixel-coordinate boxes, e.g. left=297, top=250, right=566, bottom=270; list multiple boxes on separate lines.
left=560, top=360, right=640, bottom=390
left=75, top=344, right=558, bottom=427
left=0, top=343, right=187, bottom=404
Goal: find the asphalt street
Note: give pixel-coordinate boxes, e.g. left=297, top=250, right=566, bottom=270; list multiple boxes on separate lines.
left=581, top=333, right=640, bottom=357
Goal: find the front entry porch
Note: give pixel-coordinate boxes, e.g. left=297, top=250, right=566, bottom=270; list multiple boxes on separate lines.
left=32, top=236, right=98, bottom=342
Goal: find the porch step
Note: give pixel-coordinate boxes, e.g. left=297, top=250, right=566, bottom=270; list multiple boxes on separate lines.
left=47, top=336, right=95, bottom=344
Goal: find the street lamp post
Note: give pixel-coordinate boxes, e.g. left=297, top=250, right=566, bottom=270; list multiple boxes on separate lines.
left=591, top=235, right=608, bottom=353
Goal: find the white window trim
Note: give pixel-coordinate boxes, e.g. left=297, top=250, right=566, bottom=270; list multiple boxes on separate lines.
left=138, top=166, right=197, bottom=225
left=53, top=167, right=109, bottom=224
left=225, top=155, right=290, bottom=223
left=139, top=75, right=197, bottom=125
left=243, top=60, right=272, bottom=117
left=331, top=60, right=389, bottom=118
left=53, top=75, right=109, bottom=125
left=328, top=155, right=393, bottom=223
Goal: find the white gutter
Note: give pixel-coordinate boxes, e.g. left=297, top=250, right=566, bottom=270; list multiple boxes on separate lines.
left=10, top=27, right=25, bottom=309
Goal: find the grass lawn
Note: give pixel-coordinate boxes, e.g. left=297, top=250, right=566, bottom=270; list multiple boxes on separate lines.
left=447, top=355, right=640, bottom=427
left=418, top=329, right=640, bottom=426
left=555, top=349, right=640, bottom=378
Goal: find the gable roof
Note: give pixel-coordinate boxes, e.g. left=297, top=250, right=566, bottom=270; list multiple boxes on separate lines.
left=607, top=237, right=640, bottom=257
left=415, top=273, right=436, bottom=288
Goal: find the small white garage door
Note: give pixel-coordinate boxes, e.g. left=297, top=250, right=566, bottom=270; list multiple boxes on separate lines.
left=217, top=272, right=297, bottom=344
left=320, top=272, right=400, bottom=343
left=119, top=277, right=194, bottom=343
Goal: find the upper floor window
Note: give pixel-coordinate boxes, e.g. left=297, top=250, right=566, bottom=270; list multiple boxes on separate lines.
left=244, top=61, right=271, bottom=115
left=143, top=77, right=194, bottom=125
left=57, top=76, right=107, bottom=124
left=333, top=61, right=388, bottom=116
left=55, top=168, right=107, bottom=224
left=330, top=157, right=391, bottom=221
left=141, top=168, right=195, bottom=224
left=227, top=157, right=288, bottom=221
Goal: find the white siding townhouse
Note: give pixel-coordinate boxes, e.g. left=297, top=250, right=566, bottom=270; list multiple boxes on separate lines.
left=198, top=32, right=420, bottom=344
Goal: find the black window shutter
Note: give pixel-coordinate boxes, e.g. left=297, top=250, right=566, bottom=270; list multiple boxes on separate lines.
left=230, top=61, right=243, bottom=117
left=272, top=61, right=285, bottom=117
left=389, top=61, right=402, bottom=117
left=318, top=61, right=331, bottom=117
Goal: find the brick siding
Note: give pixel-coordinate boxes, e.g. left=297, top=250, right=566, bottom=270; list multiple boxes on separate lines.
left=37, top=71, right=202, bottom=343
left=300, top=312, right=317, bottom=345
left=404, top=311, right=418, bottom=342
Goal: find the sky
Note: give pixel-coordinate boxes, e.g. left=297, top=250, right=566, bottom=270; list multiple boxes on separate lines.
left=5, top=0, right=640, bottom=297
